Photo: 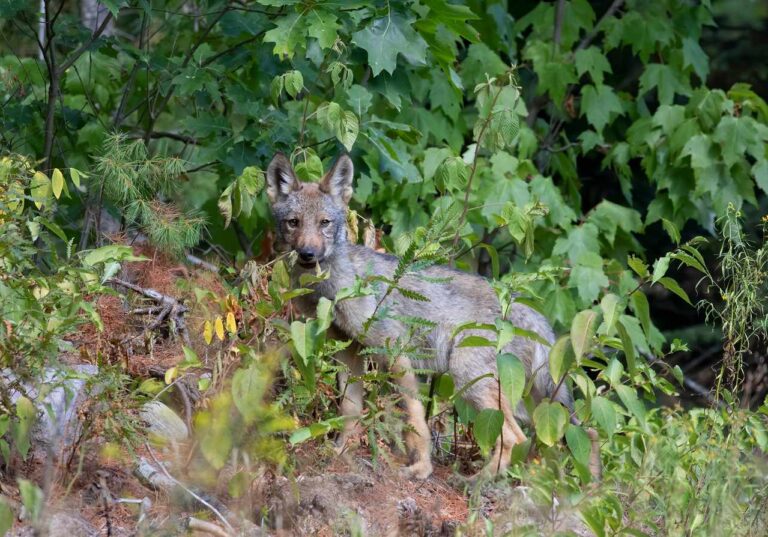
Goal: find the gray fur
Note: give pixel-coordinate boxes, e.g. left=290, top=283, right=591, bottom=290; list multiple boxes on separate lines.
left=267, top=152, right=580, bottom=479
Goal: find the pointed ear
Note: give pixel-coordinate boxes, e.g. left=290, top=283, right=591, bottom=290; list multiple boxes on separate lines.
left=320, top=154, right=354, bottom=205
left=266, top=152, right=299, bottom=203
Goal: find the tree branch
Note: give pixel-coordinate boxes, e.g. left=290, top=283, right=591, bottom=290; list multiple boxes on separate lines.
left=144, top=7, right=230, bottom=144
left=58, top=11, right=114, bottom=73
left=576, top=0, right=625, bottom=51
left=553, top=0, right=566, bottom=53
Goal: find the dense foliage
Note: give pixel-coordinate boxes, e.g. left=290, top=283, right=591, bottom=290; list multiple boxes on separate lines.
left=1, top=0, right=768, bottom=535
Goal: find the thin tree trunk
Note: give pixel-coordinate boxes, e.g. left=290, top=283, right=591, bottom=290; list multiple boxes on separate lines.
left=79, top=0, right=114, bottom=35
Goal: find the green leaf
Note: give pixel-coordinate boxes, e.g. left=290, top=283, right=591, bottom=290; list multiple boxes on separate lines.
left=651, top=255, right=670, bottom=284
left=497, top=353, right=526, bottom=408
left=569, top=252, right=609, bottom=304
left=627, top=255, right=650, bottom=278
left=12, top=397, right=36, bottom=460
left=307, top=9, right=340, bottom=49
left=580, top=84, right=623, bottom=133
left=659, top=277, right=692, bottom=305
left=18, top=479, right=43, bottom=522
left=615, top=384, right=647, bottom=429
left=352, top=14, right=428, bottom=76
left=571, top=309, right=598, bottom=362
left=639, top=63, right=690, bottom=106
left=264, top=12, right=307, bottom=59
left=565, top=423, right=591, bottom=468
left=346, top=85, right=373, bottom=116
left=574, top=47, right=612, bottom=85
left=630, top=290, right=651, bottom=338
left=283, top=70, right=304, bottom=98
left=218, top=183, right=234, bottom=229
left=0, top=500, right=13, bottom=536
left=473, top=408, right=504, bottom=454
left=548, top=335, right=573, bottom=384
left=457, top=335, right=495, bottom=348
left=682, top=38, right=709, bottom=81
left=291, top=320, right=318, bottom=362
left=753, top=159, right=768, bottom=195
left=600, top=293, right=621, bottom=335
left=662, top=218, right=681, bottom=245
left=616, top=319, right=637, bottom=377
left=533, top=401, right=568, bottom=447
left=591, top=396, right=617, bottom=435
left=232, top=364, right=268, bottom=424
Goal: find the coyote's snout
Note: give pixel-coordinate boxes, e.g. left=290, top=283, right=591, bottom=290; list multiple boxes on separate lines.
left=266, top=152, right=599, bottom=480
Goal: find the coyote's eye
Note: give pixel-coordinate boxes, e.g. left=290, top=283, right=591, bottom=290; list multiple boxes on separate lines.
left=287, top=218, right=299, bottom=228
left=320, top=219, right=331, bottom=227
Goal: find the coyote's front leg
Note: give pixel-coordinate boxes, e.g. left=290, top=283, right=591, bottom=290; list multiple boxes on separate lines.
left=334, top=343, right=365, bottom=454
left=391, top=355, right=433, bottom=480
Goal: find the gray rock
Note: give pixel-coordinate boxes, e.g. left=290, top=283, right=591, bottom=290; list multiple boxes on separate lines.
left=3, top=364, right=98, bottom=458
left=140, top=401, right=188, bottom=443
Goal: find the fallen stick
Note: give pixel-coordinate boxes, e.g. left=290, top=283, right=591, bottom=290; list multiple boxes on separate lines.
left=107, top=277, right=192, bottom=347
left=145, top=443, right=235, bottom=533
left=187, top=517, right=233, bottom=537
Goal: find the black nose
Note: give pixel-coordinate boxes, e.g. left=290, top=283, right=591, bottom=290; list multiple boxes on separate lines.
left=297, top=249, right=316, bottom=263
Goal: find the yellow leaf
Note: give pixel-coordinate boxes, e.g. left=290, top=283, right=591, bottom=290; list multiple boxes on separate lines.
left=226, top=312, right=237, bottom=334
left=214, top=316, right=225, bottom=341
left=204, top=320, right=213, bottom=345
left=165, top=366, right=178, bottom=384
left=31, top=171, right=50, bottom=209
left=51, top=168, right=64, bottom=199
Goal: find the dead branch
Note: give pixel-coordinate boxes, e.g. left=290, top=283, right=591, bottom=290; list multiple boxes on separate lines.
left=186, top=517, right=233, bottom=537
left=107, top=277, right=192, bottom=347
left=145, top=443, right=235, bottom=533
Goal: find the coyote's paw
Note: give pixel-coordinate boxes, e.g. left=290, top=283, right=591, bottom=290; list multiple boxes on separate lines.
left=401, top=460, right=433, bottom=480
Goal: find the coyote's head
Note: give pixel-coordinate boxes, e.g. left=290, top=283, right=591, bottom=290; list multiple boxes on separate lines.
left=266, top=153, right=354, bottom=267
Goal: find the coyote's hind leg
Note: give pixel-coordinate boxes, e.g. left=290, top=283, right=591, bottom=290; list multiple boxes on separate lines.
left=390, top=355, right=433, bottom=480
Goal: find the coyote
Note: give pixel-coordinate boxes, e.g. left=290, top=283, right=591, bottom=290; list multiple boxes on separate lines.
left=266, top=152, right=597, bottom=480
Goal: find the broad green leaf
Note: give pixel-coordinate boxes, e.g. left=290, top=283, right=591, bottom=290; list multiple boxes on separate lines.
left=565, top=423, right=592, bottom=468
left=473, top=408, right=504, bottom=454
left=571, top=309, right=598, bottom=362
left=580, top=84, right=623, bottom=132
left=600, top=293, right=621, bottom=335
left=682, top=38, right=709, bottom=81
left=548, top=336, right=573, bottom=384
left=283, top=70, right=304, bottom=98
left=291, top=320, right=317, bottom=361
left=569, top=252, right=609, bottom=305
left=651, top=255, right=670, bottom=283
left=615, top=384, right=647, bottom=429
left=307, top=10, right=340, bottom=49
left=0, top=500, right=12, bottom=536
left=352, top=14, right=427, bottom=76
left=591, top=396, right=617, bottom=434
left=497, top=353, right=526, bottom=408
left=264, top=13, right=307, bottom=59
left=18, top=479, right=43, bottom=522
left=12, top=397, right=36, bottom=460
left=232, top=364, right=268, bottom=423
left=574, top=47, right=611, bottom=85
left=533, top=401, right=568, bottom=447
